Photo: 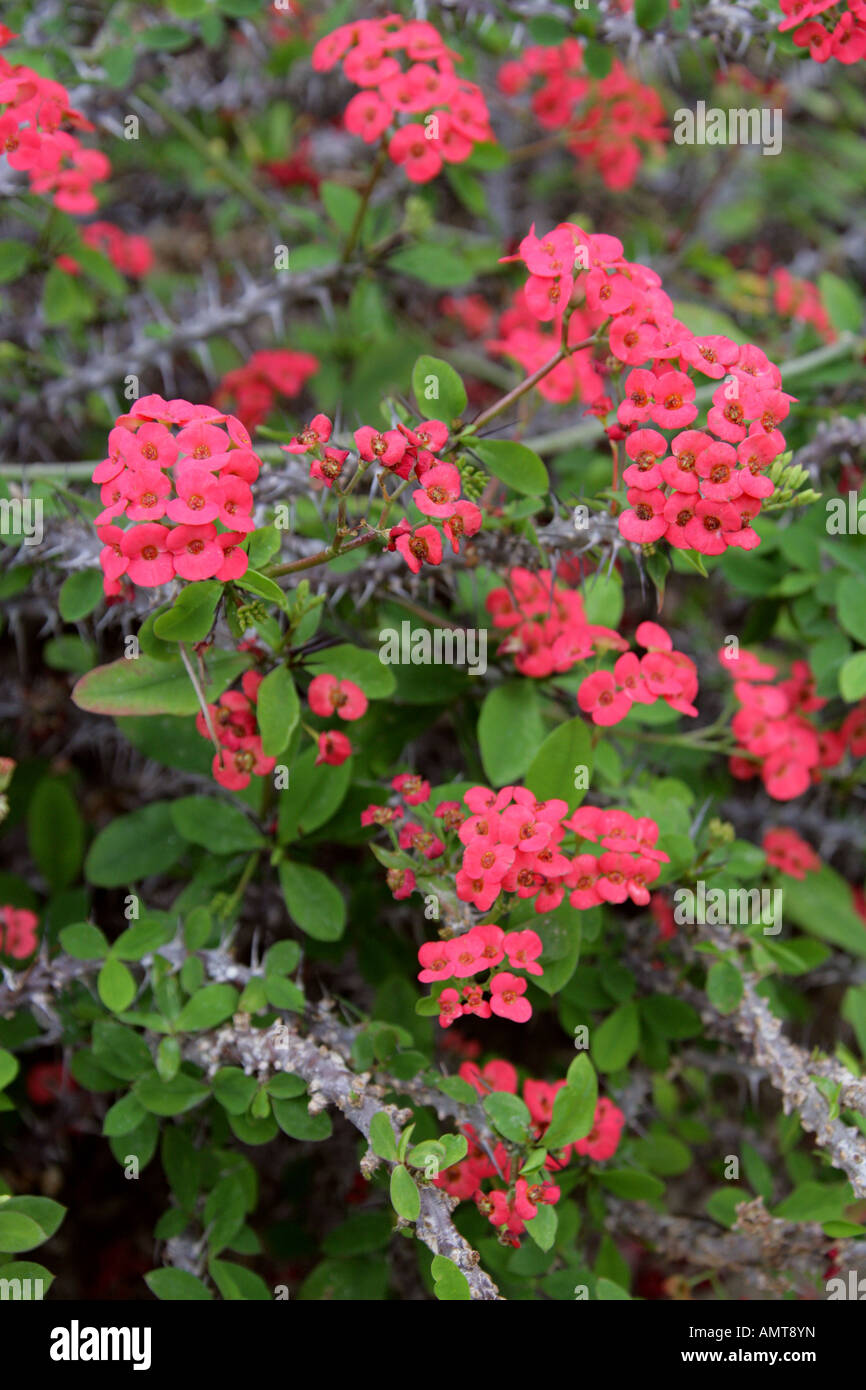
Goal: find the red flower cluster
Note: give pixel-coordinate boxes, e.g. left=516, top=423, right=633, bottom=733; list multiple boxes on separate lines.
left=498, top=41, right=667, bottom=191
left=772, top=266, right=835, bottom=343
left=0, top=905, right=38, bottom=959
left=311, top=16, right=494, bottom=183
left=501, top=222, right=793, bottom=554
left=308, top=673, right=367, bottom=767
left=214, top=349, right=319, bottom=431
left=93, top=396, right=262, bottom=596
left=486, top=566, right=627, bottom=679
left=719, top=647, right=858, bottom=800
left=578, top=620, right=699, bottom=726
left=0, top=30, right=110, bottom=213
left=432, top=1059, right=624, bottom=1242
left=195, top=670, right=276, bottom=791
left=565, top=805, right=669, bottom=909
left=282, top=413, right=483, bottom=573
left=762, top=827, right=820, bottom=879
left=778, top=0, right=866, bottom=63
left=418, top=924, right=542, bottom=1027
left=58, top=222, right=154, bottom=279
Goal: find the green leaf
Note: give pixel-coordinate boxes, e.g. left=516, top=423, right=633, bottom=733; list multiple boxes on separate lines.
left=212, top=1067, right=258, bottom=1115
left=431, top=1254, right=471, bottom=1300
left=257, top=665, right=300, bottom=758
left=818, top=271, right=864, bottom=334
left=592, top=1002, right=640, bottom=1073
left=232, top=568, right=290, bottom=612
left=544, top=1056, right=597, bottom=1149
left=103, top=1092, right=147, bottom=1137
left=264, top=975, right=304, bottom=1011
left=134, top=1073, right=210, bottom=1116
left=0, top=1196, right=64, bottom=1241
left=170, top=797, right=265, bottom=853
left=0, top=239, right=32, bottom=283
left=389, top=1164, right=420, bottom=1221
left=583, top=41, right=614, bottom=79
left=525, top=717, right=593, bottom=813
left=303, top=643, right=395, bottom=698
left=276, top=745, right=352, bottom=843
left=0, top=1049, right=19, bottom=1091
left=264, top=940, right=301, bottom=976
left=113, top=918, right=174, bottom=961
left=596, top=1276, right=632, bottom=1300
left=59, top=922, right=109, bottom=960
left=86, top=801, right=183, bottom=886
left=706, top=961, right=743, bottom=1015
left=152, top=581, right=222, bottom=642
left=176, top=985, right=239, bottom=1032
left=640, top=994, right=702, bottom=1039
left=27, top=778, right=84, bottom=890
left=145, top=1268, right=213, bottom=1300
left=470, top=439, right=549, bottom=497
left=774, top=1181, right=850, bottom=1224
left=208, top=1258, right=271, bottom=1300
left=272, top=1097, right=332, bottom=1141
left=636, top=0, right=668, bottom=33
left=840, top=651, right=866, bottom=702
left=266, top=1073, right=306, bottom=1099
left=836, top=576, right=866, bottom=647
left=43, top=264, right=93, bottom=325
left=92, top=1020, right=153, bottom=1080
left=478, top=679, right=545, bottom=785
left=71, top=650, right=249, bottom=717
left=525, top=1204, right=557, bottom=1252
left=323, top=1210, right=393, bottom=1257
left=58, top=569, right=104, bottom=622
left=278, top=860, right=346, bottom=940
left=0, top=1212, right=47, bottom=1253
left=598, top=1169, right=665, bottom=1200
left=369, top=1111, right=399, bottom=1162
left=781, top=863, right=866, bottom=959
left=411, top=355, right=467, bottom=424
left=483, top=1091, right=532, bottom=1144
left=0, top=1261, right=54, bottom=1294
left=184, top=907, right=213, bottom=950
left=320, top=180, right=362, bottom=236
left=388, top=244, right=474, bottom=288
left=97, top=956, right=136, bottom=1013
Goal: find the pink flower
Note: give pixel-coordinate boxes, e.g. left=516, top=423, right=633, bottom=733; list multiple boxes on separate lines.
left=308, top=674, right=368, bottom=721
left=574, top=1098, right=624, bottom=1161
left=413, top=463, right=461, bottom=518
left=0, top=906, right=39, bottom=959
left=489, top=971, right=532, bottom=1023
left=650, top=371, right=697, bottom=429
left=316, top=730, right=353, bottom=766
left=215, top=533, right=248, bottom=582
left=437, top=987, right=464, bottom=1028
left=388, top=122, right=443, bottom=183
left=578, top=670, right=632, bottom=726
left=395, top=525, right=443, bottom=574
left=167, top=524, right=223, bottom=580
left=166, top=465, right=223, bottom=524
left=344, top=90, right=392, bottom=142
left=504, top=929, right=543, bottom=976
left=392, top=773, right=430, bottom=804
left=282, top=413, right=333, bottom=455
left=618, top=487, right=667, bottom=544
left=120, top=523, right=174, bottom=586
left=354, top=425, right=407, bottom=466
left=462, top=839, right=515, bottom=882
left=442, top=500, right=482, bottom=553
left=418, top=942, right=453, bottom=983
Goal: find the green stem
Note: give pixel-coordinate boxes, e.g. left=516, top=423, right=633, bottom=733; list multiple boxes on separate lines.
left=220, top=851, right=261, bottom=923
left=264, top=531, right=378, bottom=579
left=458, top=334, right=598, bottom=441
left=340, top=142, right=389, bottom=264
